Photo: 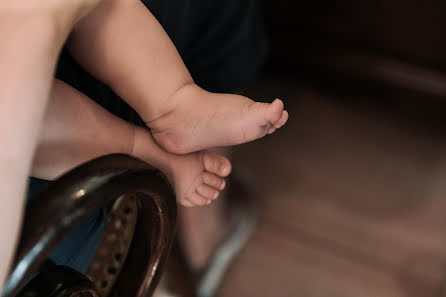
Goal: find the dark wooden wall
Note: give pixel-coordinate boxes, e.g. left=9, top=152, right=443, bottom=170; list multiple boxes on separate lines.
left=261, top=0, right=446, bottom=99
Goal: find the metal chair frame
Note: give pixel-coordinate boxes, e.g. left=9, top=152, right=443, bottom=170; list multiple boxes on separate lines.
left=2, top=154, right=177, bottom=297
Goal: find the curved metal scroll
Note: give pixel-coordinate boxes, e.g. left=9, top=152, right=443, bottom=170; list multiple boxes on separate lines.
left=2, top=154, right=177, bottom=297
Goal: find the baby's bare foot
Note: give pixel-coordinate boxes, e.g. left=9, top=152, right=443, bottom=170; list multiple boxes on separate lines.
left=168, top=151, right=232, bottom=207
left=147, top=84, right=288, bottom=154
left=133, top=127, right=232, bottom=207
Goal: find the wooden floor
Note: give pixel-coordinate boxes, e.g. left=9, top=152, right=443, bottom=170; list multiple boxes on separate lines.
left=217, top=76, right=446, bottom=297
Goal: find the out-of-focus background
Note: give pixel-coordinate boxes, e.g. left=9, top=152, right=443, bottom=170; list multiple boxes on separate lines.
left=219, top=1, right=446, bottom=296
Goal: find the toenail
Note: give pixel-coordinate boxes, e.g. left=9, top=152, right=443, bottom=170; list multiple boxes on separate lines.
left=206, top=200, right=212, bottom=205
left=222, top=166, right=229, bottom=176
left=220, top=180, right=226, bottom=190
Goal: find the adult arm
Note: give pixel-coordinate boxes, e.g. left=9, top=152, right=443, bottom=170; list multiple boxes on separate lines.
left=0, top=14, right=66, bottom=290
left=0, top=0, right=101, bottom=289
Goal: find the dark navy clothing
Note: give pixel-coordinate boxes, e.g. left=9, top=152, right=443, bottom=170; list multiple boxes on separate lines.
left=27, top=178, right=111, bottom=273
left=27, top=0, right=267, bottom=273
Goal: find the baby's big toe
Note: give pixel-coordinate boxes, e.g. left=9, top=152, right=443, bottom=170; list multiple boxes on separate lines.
left=264, top=99, right=285, bottom=124
left=203, top=152, right=232, bottom=177
left=275, top=110, right=289, bottom=129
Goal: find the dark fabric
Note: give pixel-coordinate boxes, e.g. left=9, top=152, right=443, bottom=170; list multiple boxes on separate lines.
left=142, top=0, right=268, bottom=93
left=29, top=0, right=267, bottom=273
left=27, top=178, right=111, bottom=273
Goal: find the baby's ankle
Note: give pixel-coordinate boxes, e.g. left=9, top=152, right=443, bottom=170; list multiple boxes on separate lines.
left=171, top=81, right=203, bottom=97
left=145, top=82, right=205, bottom=126
left=131, top=126, right=172, bottom=174
left=131, top=126, right=153, bottom=163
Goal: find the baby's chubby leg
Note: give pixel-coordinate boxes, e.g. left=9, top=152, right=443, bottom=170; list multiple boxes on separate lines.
left=67, top=0, right=192, bottom=119
left=67, top=0, right=288, bottom=154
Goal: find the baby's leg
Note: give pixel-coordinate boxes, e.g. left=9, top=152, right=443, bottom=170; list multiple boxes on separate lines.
left=67, top=0, right=288, bottom=154
left=0, top=0, right=100, bottom=291
left=67, top=0, right=192, bottom=119
left=35, top=80, right=232, bottom=207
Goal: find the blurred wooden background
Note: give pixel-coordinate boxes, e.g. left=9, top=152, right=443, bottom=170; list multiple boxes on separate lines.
left=261, top=0, right=446, bottom=99
left=217, top=76, right=446, bottom=297
left=217, top=2, right=446, bottom=295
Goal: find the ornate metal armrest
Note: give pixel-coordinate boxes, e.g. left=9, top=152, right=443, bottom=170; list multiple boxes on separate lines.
left=2, top=154, right=177, bottom=297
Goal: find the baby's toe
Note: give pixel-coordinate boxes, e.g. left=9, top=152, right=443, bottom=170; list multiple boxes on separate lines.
left=203, top=172, right=226, bottom=190
left=197, top=184, right=220, bottom=200
left=203, top=152, right=232, bottom=177
left=187, top=191, right=211, bottom=206
left=274, top=110, right=289, bottom=129
left=267, top=126, right=276, bottom=135
left=264, top=99, right=285, bottom=124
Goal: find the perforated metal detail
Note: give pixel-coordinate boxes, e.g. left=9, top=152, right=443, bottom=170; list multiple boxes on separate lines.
left=86, top=195, right=138, bottom=297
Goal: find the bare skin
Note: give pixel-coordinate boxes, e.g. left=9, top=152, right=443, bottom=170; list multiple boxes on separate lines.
left=0, top=0, right=101, bottom=291
left=34, top=80, right=232, bottom=207
left=67, top=0, right=289, bottom=155
left=134, top=130, right=232, bottom=206
left=148, top=85, right=289, bottom=154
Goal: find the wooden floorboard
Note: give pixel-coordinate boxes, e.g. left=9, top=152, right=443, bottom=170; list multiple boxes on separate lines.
left=217, top=77, right=446, bottom=297
left=219, top=225, right=420, bottom=297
